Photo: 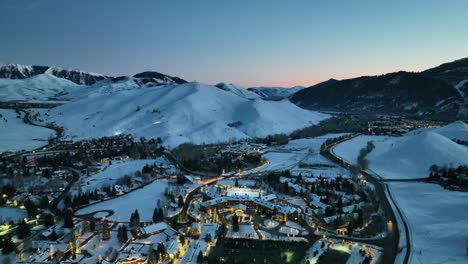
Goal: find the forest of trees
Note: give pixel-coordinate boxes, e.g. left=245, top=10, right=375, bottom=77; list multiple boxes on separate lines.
left=429, top=164, right=468, bottom=189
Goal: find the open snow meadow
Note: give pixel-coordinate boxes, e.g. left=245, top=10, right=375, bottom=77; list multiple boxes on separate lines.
left=0, top=109, right=55, bottom=152
left=388, top=182, right=468, bottom=264
left=78, top=157, right=171, bottom=193
left=76, top=179, right=169, bottom=222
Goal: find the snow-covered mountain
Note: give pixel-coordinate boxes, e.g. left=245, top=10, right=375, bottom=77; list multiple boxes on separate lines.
left=34, top=81, right=328, bottom=148
left=133, top=71, right=187, bottom=85
left=291, top=58, right=468, bottom=119
left=215, top=83, right=260, bottom=100
left=0, top=64, right=109, bottom=85
left=248, top=86, right=304, bottom=100
left=0, top=74, right=81, bottom=102
left=0, top=63, right=330, bottom=148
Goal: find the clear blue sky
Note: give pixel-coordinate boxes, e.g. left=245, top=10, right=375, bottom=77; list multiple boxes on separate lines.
left=1, top=0, right=467, bottom=87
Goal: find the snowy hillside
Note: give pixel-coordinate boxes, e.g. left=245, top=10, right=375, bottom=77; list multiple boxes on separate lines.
left=215, top=82, right=260, bottom=100
left=369, top=132, right=468, bottom=179
left=434, top=120, right=468, bottom=141
left=0, top=74, right=80, bottom=102
left=333, top=131, right=468, bottom=179
left=0, top=63, right=109, bottom=85
left=36, top=82, right=329, bottom=148
left=248, top=86, right=304, bottom=100
left=0, top=109, right=55, bottom=152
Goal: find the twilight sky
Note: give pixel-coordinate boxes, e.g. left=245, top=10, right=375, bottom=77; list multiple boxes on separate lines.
left=0, top=0, right=467, bottom=87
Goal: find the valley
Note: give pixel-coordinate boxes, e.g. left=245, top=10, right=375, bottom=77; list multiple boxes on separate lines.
left=0, top=61, right=467, bottom=264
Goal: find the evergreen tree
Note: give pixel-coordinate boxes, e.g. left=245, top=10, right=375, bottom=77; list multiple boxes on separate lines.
left=24, top=198, right=38, bottom=218
left=17, top=218, right=31, bottom=239
left=44, top=213, right=54, bottom=227
left=152, top=208, right=159, bottom=223
left=197, top=251, right=203, bottom=264
left=90, top=218, right=96, bottom=231
left=178, top=195, right=184, bottom=207
left=102, top=221, right=111, bottom=240
left=156, top=242, right=166, bottom=260
left=63, top=208, right=74, bottom=228
left=0, top=236, right=15, bottom=254
left=232, top=213, right=239, bottom=232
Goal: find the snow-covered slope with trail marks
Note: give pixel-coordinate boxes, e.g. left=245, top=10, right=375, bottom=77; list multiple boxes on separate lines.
left=36, top=81, right=329, bottom=148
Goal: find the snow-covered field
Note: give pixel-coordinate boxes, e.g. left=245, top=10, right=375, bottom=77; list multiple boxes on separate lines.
left=75, top=179, right=169, bottom=222
left=255, top=152, right=305, bottom=172
left=388, top=182, right=468, bottom=264
left=252, top=134, right=350, bottom=179
left=78, top=158, right=169, bottom=193
left=0, top=207, right=27, bottom=223
left=226, top=224, right=259, bottom=239
left=0, top=109, right=55, bottom=152
left=34, top=81, right=328, bottom=148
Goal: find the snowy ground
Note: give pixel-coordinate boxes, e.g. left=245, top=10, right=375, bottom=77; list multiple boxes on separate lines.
left=333, top=132, right=468, bottom=179
left=250, top=152, right=307, bottom=172
left=75, top=179, right=169, bottom=222
left=278, top=226, right=300, bottom=236
left=332, top=135, right=389, bottom=165
left=263, top=219, right=279, bottom=229
left=388, top=182, right=468, bottom=264
left=78, top=158, right=169, bottom=193
left=252, top=134, right=351, bottom=180
left=303, top=238, right=381, bottom=264
left=226, top=224, right=259, bottom=239
left=0, top=109, right=55, bottom=152
left=0, top=207, right=27, bottom=223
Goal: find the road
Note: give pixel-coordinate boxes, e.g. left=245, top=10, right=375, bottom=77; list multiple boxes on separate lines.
left=321, top=134, right=411, bottom=264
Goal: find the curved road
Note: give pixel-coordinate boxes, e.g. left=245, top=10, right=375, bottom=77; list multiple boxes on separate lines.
left=321, top=134, right=411, bottom=264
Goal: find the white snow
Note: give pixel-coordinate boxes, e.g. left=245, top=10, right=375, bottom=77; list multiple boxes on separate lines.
left=434, top=120, right=468, bottom=141
left=75, top=179, right=169, bottom=222
left=37, top=82, right=329, bottom=148
left=454, top=79, right=468, bottom=97
left=369, top=132, right=468, bottom=179
left=0, top=74, right=79, bottom=102
left=0, top=109, right=55, bottom=152
left=79, top=158, right=168, bottom=192
left=332, top=135, right=389, bottom=165
left=0, top=207, right=27, bottom=223
left=388, top=182, right=468, bottom=264
left=226, top=224, right=259, bottom=239
left=248, top=86, right=304, bottom=100
left=214, top=82, right=260, bottom=100
left=333, top=132, right=468, bottom=179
